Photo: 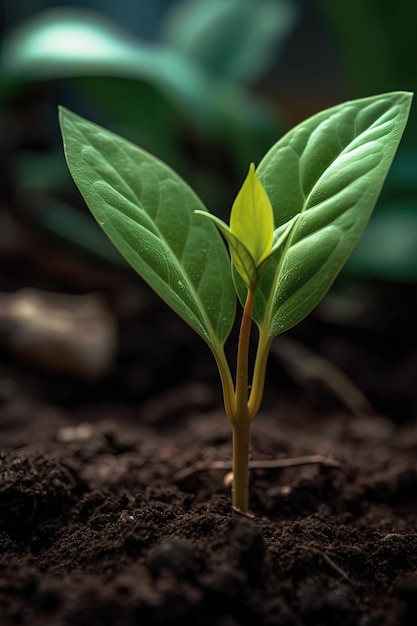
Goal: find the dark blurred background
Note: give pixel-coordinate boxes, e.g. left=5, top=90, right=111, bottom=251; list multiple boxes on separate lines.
left=1, top=0, right=417, bottom=422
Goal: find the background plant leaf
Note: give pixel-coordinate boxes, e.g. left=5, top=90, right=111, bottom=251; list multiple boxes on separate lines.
left=346, top=200, right=417, bottom=281
left=0, top=6, right=286, bottom=205
left=1, top=8, right=212, bottom=114
left=160, top=0, right=298, bottom=84
left=236, top=92, right=412, bottom=337
left=59, top=107, right=236, bottom=350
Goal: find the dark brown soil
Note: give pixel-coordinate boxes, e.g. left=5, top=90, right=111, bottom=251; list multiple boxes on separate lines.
left=1, top=238, right=417, bottom=626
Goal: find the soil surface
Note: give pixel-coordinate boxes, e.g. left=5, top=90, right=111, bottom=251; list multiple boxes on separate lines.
left=1, top=235, right=417, bottom=626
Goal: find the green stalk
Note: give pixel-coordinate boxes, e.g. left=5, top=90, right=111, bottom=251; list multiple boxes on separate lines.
left=248, top=327, right=273, bottom=420
left=231, top=287, right=255, bottom=511
left=232, top=419, right=251, bottom=511
left=215, top=288, right=269, bottom=512
left=213, top=347, right=236, bottom=422
left=235, top=288, right=255, bottom=419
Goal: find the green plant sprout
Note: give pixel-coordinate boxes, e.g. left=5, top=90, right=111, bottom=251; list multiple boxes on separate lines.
left=59, top=92, right=412, bottom=512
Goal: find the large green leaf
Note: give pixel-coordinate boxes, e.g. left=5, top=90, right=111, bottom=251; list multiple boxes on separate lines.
left=59, top=107, right=236, bottom=350
left=243, top=91, right=412, bottom=337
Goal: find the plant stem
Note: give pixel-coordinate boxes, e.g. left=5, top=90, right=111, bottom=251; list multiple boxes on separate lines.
left=232, top=419, right=251, bottom=511
left=232, top=287, right=255, bottom=511
left=248, top=327, right=272, bottom=419
left=215, top=287, right=268, bottom=512
left=235, top=288, right=255, bottom=419
left=213, top=348, right=236, bottom=421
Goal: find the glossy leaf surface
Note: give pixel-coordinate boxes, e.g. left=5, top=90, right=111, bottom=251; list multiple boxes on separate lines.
left=59, top=107, right=236, bottom=350
left=241, top=92, right=412, bottom=337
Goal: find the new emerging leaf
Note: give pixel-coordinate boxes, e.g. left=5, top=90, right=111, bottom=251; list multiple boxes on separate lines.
left=197, top=163, right=297, bottom=289
left=230, top=163, right=274, bottom=270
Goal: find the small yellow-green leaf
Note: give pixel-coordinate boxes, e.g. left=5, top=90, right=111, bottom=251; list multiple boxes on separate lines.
left=230, top=163, right=274, bottom=266
left=232, top=212, right=301, bottom=305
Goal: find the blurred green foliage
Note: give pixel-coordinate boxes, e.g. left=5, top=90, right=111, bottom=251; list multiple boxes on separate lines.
left=1, top=1, right=297, bottom=193
left=316, top=0, right=417, bottom=98
left=1, top=0, right=298, bottom=262
left=1, top=0, right=417, bottom=282
left=316, top=0, right=417, bottom=281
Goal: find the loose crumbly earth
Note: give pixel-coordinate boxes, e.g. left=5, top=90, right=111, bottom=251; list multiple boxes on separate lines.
left=1, top=245, right=417, bottom=626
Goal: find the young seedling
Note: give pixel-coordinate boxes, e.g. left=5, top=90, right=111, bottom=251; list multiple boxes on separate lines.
left=59, top=92, right=412, bottom=512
